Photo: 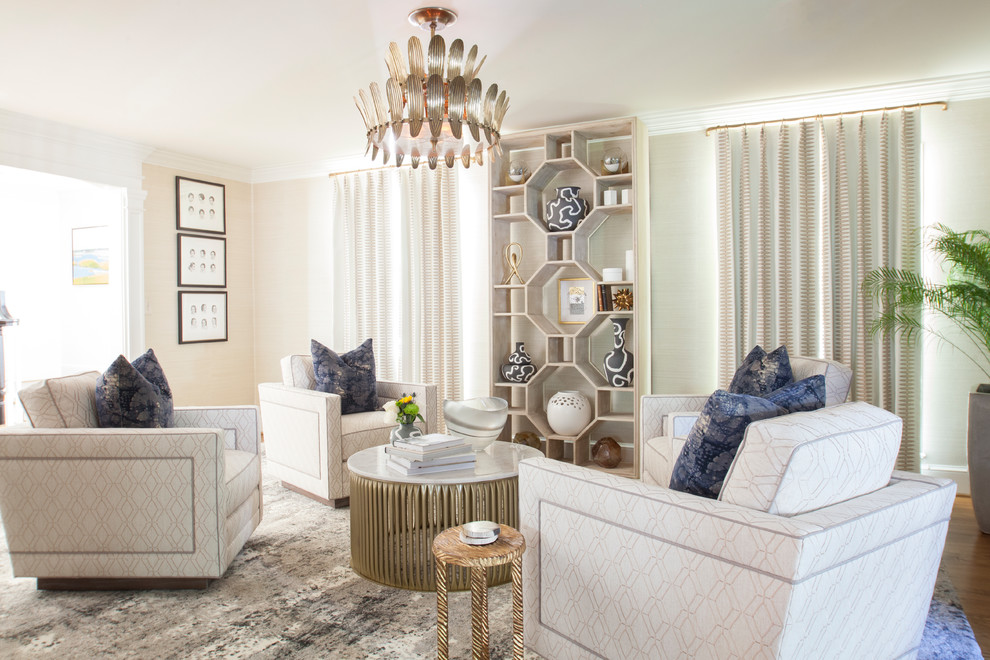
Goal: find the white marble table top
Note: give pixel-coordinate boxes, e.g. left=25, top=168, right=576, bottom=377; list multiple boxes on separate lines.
left=347, top=442, right=543, bottom=485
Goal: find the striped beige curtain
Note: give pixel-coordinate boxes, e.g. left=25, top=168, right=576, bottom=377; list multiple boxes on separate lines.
left=715, top=109, right=921, bottom=471
left=332, top=167, right=462, bottom=426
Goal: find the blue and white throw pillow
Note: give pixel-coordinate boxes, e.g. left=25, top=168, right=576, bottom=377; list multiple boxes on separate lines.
left=311, top=338, right=377, bottom=415
left=729, top=344, right=794, bottom=397
left=95, top=349, right=174, bottom=428
left=764, top=374, right=826, bottom=413
left=669, top=389, right=786, bottom=499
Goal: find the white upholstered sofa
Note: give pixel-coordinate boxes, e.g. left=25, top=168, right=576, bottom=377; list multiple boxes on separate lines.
left=519, top=358, right=956, bottom=659
left=258, top=354, right=437, bottom=507
left=0, top=371, right=262, bottom=589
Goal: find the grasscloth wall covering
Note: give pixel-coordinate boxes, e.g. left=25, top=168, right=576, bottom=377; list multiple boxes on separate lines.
left=714, top=109, right=921, bottom=471
left=142, top=164, right=255, bottom=407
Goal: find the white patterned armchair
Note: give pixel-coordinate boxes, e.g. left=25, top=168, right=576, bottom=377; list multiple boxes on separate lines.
left=519, top=359, right=957, bottom=659
left=0, top=371, right=262, bottom=589
left=257, top=354, right=437, bottom=507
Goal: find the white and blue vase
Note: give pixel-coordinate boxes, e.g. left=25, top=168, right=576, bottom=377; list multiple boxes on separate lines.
left=603, top=317, right=633, bottom=387
left=500, top=342, right=536, bottom=383
left=546, top=186, right=589, bottom=232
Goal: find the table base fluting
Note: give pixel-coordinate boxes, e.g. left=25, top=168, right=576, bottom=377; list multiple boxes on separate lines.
left=349, top=473, right=519, bottom=591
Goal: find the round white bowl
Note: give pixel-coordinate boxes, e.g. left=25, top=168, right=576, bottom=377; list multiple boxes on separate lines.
left=443, top=397, right=509, bottom=450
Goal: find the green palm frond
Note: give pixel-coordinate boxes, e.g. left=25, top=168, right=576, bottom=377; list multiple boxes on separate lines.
left=863, top=223, right=990, bottom=379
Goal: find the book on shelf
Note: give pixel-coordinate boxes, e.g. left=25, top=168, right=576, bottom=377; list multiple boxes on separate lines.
left=384, top=444, right=474, bottom=461
left=385, top=456, right=477, bottom=476
left=386, top=450, right=476, bottom=469
left=390, top=433, right=465, bottom=452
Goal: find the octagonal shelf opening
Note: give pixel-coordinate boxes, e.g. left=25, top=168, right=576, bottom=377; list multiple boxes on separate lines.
left=525, top=159, right=596, bottom=230
left=527, top=262, right=600, bottom=334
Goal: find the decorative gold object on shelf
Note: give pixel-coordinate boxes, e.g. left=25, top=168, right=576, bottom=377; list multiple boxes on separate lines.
left=353, top=7, right=510, bottom=170
left=507, top=161, right=529, bottom=184
left=601, top=147, right=628, bottom=175
left=612, top=288, right=633, bottom=310
left=502, top=243, right=525, bottom=285
left=591, top=437, right=622, bottom=468
left=512, top=431, right=542, bottom=451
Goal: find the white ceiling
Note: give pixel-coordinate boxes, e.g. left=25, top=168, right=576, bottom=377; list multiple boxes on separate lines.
left=3, top=0, right=990, bottom=171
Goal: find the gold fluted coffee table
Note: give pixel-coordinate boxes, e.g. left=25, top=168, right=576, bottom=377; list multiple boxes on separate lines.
left=433, top=525, right=525, bottom=660
left=347, top=442, right=541, bottom=591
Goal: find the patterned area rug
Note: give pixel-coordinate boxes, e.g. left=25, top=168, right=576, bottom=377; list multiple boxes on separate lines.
left=0, top=462, right=981, bottom=659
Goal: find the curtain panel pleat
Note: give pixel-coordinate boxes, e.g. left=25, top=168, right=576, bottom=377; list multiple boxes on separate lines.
left=715, top=109, right=921, bottom=470
left=332, top=168, right=463, bottom=428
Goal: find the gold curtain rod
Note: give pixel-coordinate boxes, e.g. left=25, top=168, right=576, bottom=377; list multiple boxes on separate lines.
left=704, top=101, right=947, bottom=136
left=328, top=163, right=409, bottom=178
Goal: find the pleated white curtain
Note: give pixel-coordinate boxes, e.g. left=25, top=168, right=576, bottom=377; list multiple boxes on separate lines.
left=331, top=167, right=462, bottom=427
left=715, top=108, right=921, bottom=470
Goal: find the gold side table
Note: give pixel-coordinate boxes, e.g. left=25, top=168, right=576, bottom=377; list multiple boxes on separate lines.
left=432, top=525, right=525, bottom=660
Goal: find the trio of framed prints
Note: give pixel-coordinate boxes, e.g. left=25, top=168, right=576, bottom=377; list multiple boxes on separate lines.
left=176, top=177, right=228, bottom=344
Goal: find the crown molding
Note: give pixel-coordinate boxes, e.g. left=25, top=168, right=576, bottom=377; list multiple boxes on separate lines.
left=144, top=149, right=253, bottom=183
left=250, top=153, right=371, bottom=184
left=638, top=70, right=990, bottom=136
left=0, top=108, right=153, bottom=188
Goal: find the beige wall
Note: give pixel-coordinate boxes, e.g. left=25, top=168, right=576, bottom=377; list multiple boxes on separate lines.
left=252, top=175, right=334, bottom=386
left=142, top=164, right=255, bottom=406
left=647, top=131, right=718, bottom=394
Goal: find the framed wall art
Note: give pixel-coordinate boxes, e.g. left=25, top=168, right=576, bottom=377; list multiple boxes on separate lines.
left=176, top=176, right=225, bottom=234
left=558, top=277, right=594, bottom=325
left=178, top=291, right=227, bottom=344
left=177, top=233, right=226, bottom=288
left=71, top=225, right=110, bottom=285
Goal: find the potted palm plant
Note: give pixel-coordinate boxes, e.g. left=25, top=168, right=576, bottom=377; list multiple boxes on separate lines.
left=863, top=223, right=990, bottom=532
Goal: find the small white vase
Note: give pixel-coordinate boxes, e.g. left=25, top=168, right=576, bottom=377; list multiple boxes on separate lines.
left=546, top=390, right=592, bottom=436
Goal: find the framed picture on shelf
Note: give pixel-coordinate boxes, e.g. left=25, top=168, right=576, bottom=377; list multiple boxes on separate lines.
left=558, top=277, right=594, bottom=325
left=178, top=291, right=227, bottom=344
left=176, top=176, right=225, bottom=234
left=177, top=233, right=226, bottom=288
left=71, top=225, right=110, bottom=285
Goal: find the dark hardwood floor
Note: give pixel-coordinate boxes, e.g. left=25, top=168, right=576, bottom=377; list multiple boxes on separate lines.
left=943, top=496, right=990, bottom=654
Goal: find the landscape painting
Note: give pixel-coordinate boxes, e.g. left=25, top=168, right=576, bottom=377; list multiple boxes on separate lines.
left=72, top=226, right=110, bottom=285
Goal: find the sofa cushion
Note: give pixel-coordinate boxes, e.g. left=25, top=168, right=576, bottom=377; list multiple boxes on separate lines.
left=729, top=345, right=793, bottom=397
left=95, top=354, right=173, bottom=428
left=224, top=449, right=260, bottom=517
left=311, top=338, right=377, bottom=415
left=669, top=390, right=786, bottom=499
left=763, top=375, right=826, bottom=413
left=790, top=356, right=853, bottom=407
left=32, top=371, right=100, bottom=428
left=719, top=401, right=902, bottom=515
left=18, top=379, right=64, bottom=428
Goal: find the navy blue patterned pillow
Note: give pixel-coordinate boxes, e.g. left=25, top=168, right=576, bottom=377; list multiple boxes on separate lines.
left=669, top=390, right=786, bottom=499
left=132, top=349, right=174, bottom=425
left=311, top=338, right=377, bottom=415
left=764, top=375, right=826, bottom=413
left=96, top=350, right=174, bottom=428
left=729, top=345, right=794, bottom=396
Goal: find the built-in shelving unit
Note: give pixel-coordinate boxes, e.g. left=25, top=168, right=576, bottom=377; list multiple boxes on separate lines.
left=488, top=117, right=650, bottom=478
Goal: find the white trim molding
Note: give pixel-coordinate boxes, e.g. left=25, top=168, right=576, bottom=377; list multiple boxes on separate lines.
left=144, top=149, right=252, bottom=183
left=638, top=70, right=990, bottom=136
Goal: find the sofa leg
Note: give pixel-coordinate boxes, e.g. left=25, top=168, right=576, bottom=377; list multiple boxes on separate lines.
left=37, top=577, right=213, bottom=591
left=280, top=481, right=349, bottom=508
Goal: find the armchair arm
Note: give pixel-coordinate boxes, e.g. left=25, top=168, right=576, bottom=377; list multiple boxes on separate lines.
left=0, top=428, right=229, bottom=578
left=257, top=383, right=343, bottom=501
left=174, top=405, right=260, bottom=454
left=376, top=380, right=437, bottom=433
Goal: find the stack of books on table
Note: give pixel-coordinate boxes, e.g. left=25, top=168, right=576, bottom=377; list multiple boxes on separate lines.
left=384, top=433, right=476, bottom=475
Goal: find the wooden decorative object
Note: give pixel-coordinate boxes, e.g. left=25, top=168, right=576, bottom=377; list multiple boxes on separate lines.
left=433, top=525, right=525, bottom=660
left=511, top=431, right=542, bottom=451
left=591, top=437, right=622, bottom=468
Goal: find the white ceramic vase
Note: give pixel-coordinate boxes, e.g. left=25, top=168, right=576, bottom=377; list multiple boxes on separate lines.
left=546, top=390, right=592, bottom=436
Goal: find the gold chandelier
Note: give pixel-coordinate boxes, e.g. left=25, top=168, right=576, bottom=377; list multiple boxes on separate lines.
left=354, top=7, right=509, bottom=170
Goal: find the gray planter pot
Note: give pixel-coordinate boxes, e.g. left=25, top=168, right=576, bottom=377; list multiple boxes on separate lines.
left=968, top=390, right=990, bottom=533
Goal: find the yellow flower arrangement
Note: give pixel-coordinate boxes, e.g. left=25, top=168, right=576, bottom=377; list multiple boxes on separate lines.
left=382, top=393, right=425, bottom=426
